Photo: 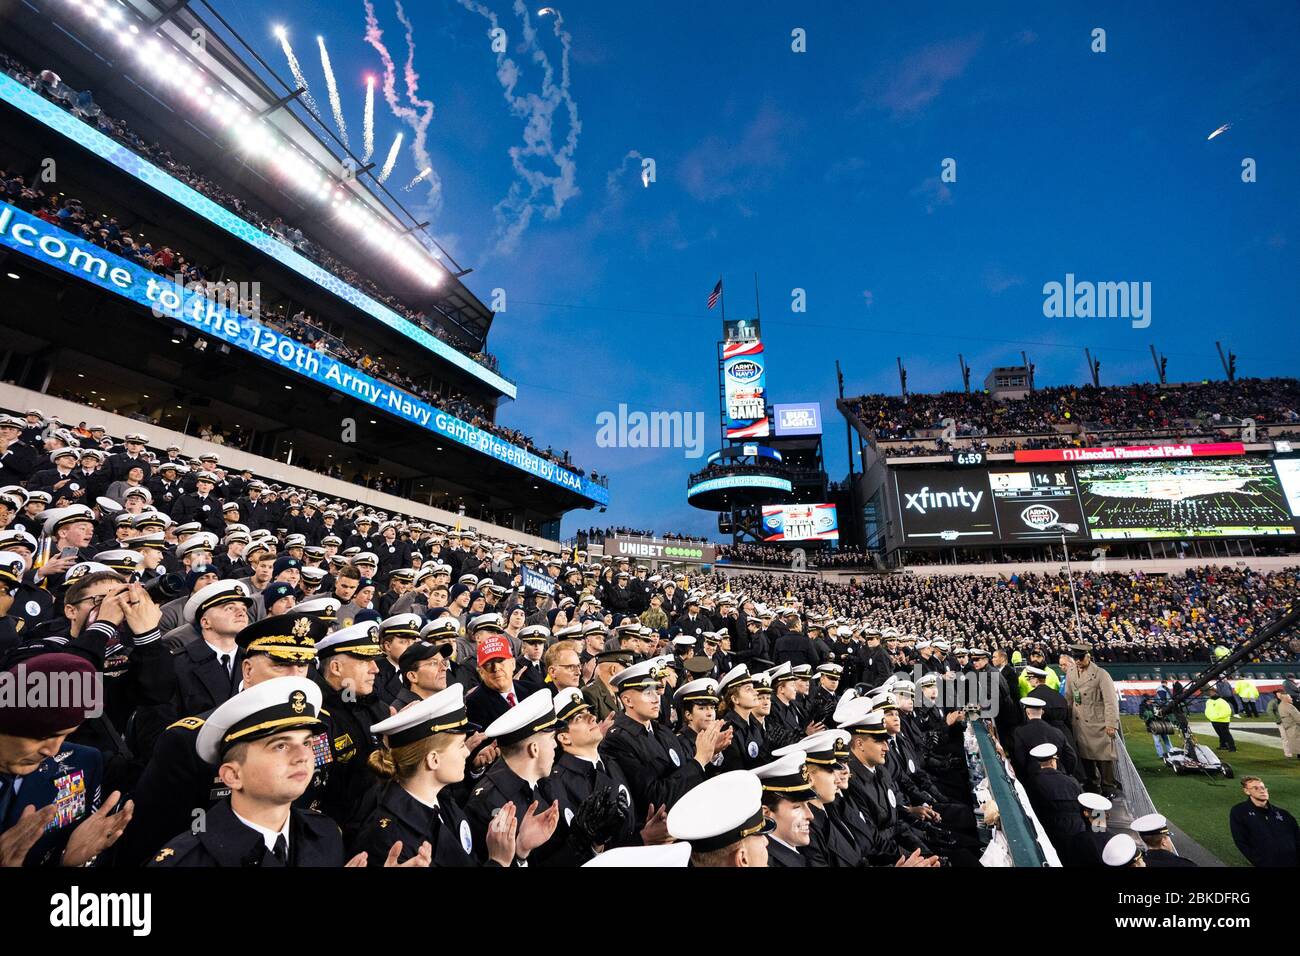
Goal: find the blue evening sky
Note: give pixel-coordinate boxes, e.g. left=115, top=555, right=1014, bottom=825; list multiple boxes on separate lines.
left=214, top=0, right=1300, bottom=540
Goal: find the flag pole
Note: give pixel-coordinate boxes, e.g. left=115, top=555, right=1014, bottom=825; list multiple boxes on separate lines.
left=719, top=275, right=727, bottom=451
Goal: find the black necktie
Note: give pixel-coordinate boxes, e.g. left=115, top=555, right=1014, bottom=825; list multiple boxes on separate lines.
left=219, top=654, right=232, bottom=677
left=0, top=773, right=15, bottom=824
left=595, top=760, right=605, bottom=775
left=272, top=834, right=288, bottom=864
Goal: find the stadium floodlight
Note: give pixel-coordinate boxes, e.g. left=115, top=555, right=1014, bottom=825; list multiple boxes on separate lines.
left=52, top=6, right=450, bottom=292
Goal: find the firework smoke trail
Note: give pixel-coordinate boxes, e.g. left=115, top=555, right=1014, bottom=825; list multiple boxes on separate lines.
left=404, top=167, right=433, bottom=191
left=274, top=28, right=322, bottom=119
left=392, top=0, right=441, bottom=206
left=362, top=77, right=375, bottom=162
left=378, top=132, right=404, bottom=182
left=454, top=1, right=581, bottom=256
left=536, top=4, right=580, bottom=176
left=317, top=36, right=350, bottom=148
left=362, top=1, right=441, bottom=208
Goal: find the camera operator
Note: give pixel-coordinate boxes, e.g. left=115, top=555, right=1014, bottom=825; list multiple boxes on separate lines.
left=1, top=565, right=172, bottom=793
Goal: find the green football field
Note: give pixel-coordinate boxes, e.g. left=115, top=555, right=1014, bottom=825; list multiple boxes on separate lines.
left=1122, top=715, right=1300, bottom=866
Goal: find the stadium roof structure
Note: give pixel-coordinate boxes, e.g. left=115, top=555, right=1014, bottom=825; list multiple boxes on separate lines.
left=8, top=0, right=509, bottom=396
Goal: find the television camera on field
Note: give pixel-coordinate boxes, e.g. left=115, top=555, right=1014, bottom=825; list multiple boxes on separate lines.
left=1141, top=603, right=1300, bottom=780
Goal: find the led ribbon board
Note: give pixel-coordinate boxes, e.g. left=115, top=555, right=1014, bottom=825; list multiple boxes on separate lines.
left=0, top=201, right=605, bottom=505
left=0, top=70, right=515, bottom=398
left=687, top=474, right=792, bottom=497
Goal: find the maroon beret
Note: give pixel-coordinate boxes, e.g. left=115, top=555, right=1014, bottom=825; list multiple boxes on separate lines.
left=0, top=653, right=98, bottom=738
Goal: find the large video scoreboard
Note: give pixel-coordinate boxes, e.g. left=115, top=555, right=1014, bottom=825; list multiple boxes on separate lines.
left=890, top=451, right=1298, bottom=547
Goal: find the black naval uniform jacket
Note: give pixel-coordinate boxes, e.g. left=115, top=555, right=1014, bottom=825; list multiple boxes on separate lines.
left=352, top=780, right=485, bottom=867
left=172, top=641, right=241, bottom=716
left=1010, top=719, right=1078, bottom=787
left=148, top=800, right=343, bottom=867
left=1144, top=847, right=1197, bottom=867
left=769, top=694, right=805, bottom=737
left=832, top=790, right=878, bottom=862
left=806, top=802, right=862, bottom=868
left=675, top=727, right=724, bottom=776
left=719, top=709, right=767, bottom=772
left=548, top=751, right=641, bottom=848
left=170, top=492, right=226, bottom=534
left=374, top=658, right=405, bottom=708
left=846, top=755, right=928, bottom=862
left=0, top=437, right=39, bottom=483
left=806, top=682, right=839, bottom=726
left=1029, top=766, right=1087, bottom=854
left=515, top=656, right=547, bottom=696
left=113, top=707, right=335, bottom=867
left=463, top=759, right=576, bottom=866
left=857, top=644, right=893, bottom=688
left=599, top=712, right=705, bottom=818
left=318, top=682, right=387, bottom=838
left=765, top=836, right=809, bottom=867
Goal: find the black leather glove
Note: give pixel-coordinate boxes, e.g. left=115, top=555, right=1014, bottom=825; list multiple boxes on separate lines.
left=570, top=786, right=628, bottom=850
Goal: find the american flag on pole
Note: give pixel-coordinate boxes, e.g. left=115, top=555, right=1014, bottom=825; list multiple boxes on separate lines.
left=707, top=279, right=723, bottom=310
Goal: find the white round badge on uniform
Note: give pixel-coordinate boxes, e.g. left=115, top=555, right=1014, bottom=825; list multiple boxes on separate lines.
left=202, top=504, right=210, bottom=511
left=459, top=819, right=473, bottom=854
left=26, top=601, right=42, bottom=616
left=887, top=788, right=897, bottom=808
left=69, top=483, right=80, bottom=492
left=747, top=741, right=759, bottom=759
left=908, top=758, right=916, bottom=773
left=669, top=749, right=681, bottom=767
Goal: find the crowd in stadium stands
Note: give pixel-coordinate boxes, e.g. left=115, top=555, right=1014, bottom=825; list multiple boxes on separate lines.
left=715, top=544, right=875, bottom=568
left=814, top=547, right=878, bottom=568
left=706, top=566, right=1300, bottom=664
left=42, top=389, right=544, bottom=506
left=581, top=527, right=706, bottom=543
left=849, top=378, right=1300, bottom=441
left=0, top=165, right=591, bottom=481
left=2, top=398, right=1298, bottom=870
left=0, top=53, right=498, bottom=368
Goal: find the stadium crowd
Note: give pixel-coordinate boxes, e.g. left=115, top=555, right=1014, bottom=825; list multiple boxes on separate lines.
left=0, top=165, right=585, bottom=479
left=716, top=544, right=877, bottom=568
left=849, top=378, right=1300, bottom=441
left=2, top=399, right=1297, bottom=868
left=580, top=527, right=707, bottom=543
left=0, top=52, right=499, bottom=370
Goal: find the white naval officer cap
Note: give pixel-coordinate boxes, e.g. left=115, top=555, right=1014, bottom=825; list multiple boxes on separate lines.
left=582, top=843, right=692, bottom=868
left=666, top=770, right=773, bottom=850
left=1101, top=833, right=1141, bottom=867
left=195, top=676, right=323, bottom=764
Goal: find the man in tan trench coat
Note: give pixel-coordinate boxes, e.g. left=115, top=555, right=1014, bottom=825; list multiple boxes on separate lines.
left=1277, top=681, right=1300, bottom=760
left=1065, top=643, right=1121, bottom=797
